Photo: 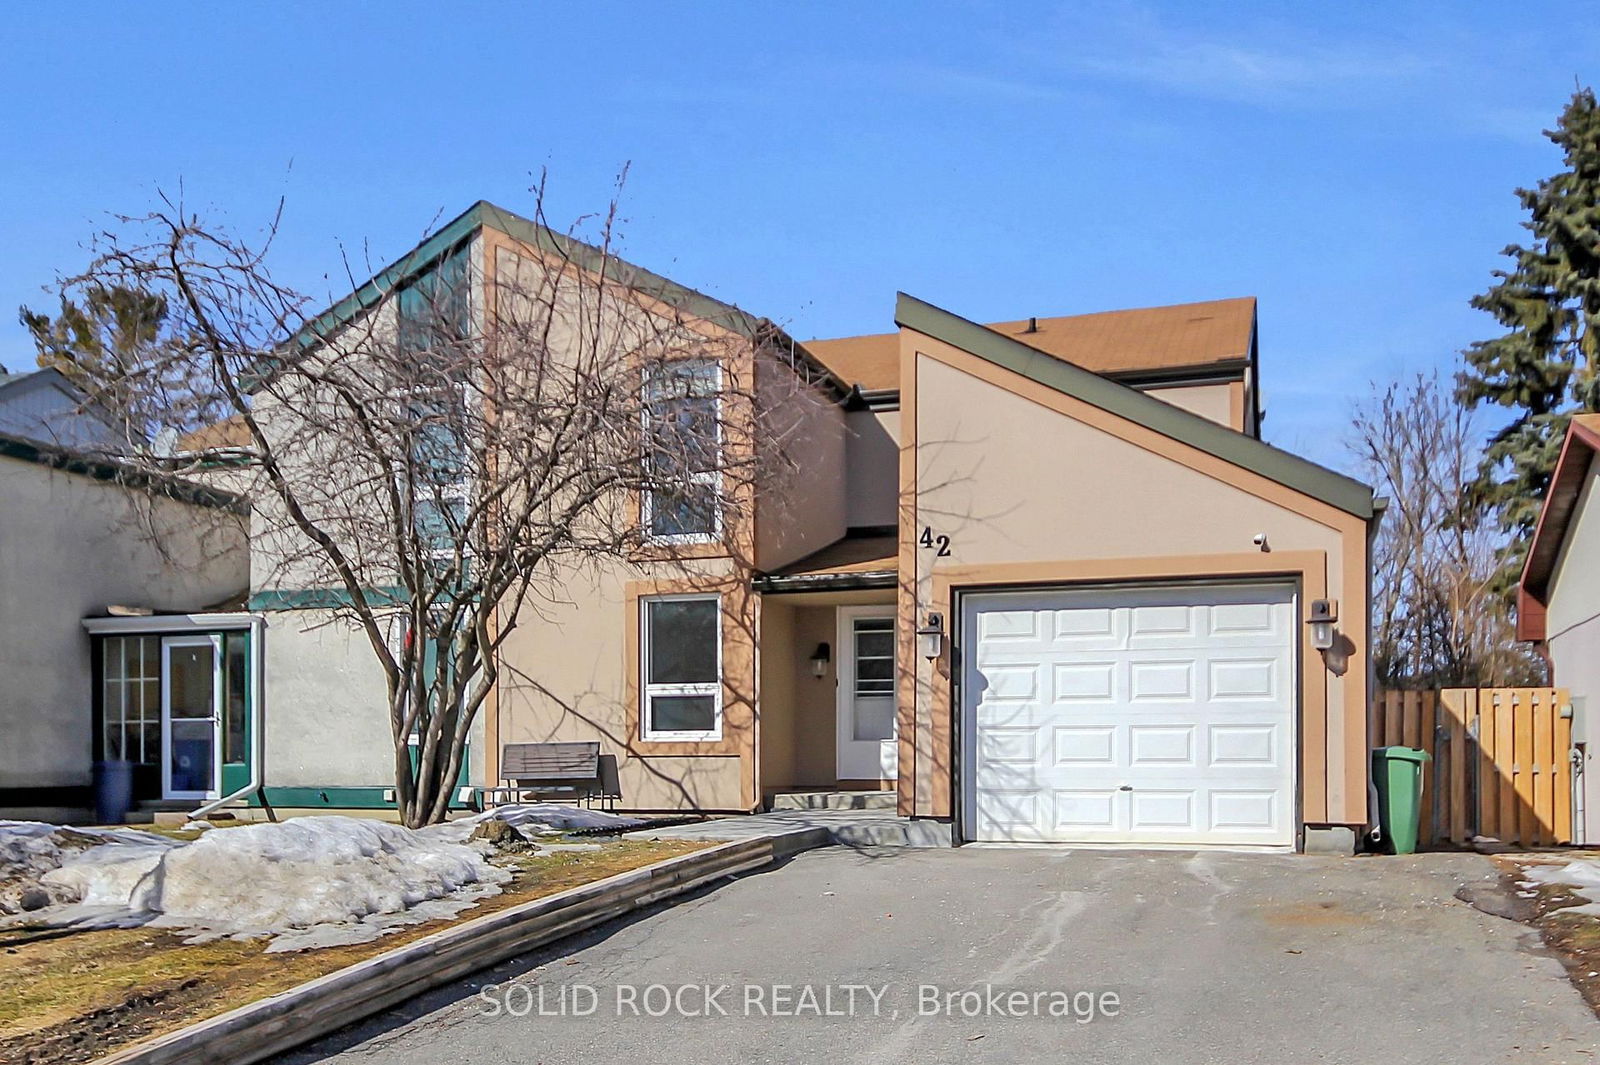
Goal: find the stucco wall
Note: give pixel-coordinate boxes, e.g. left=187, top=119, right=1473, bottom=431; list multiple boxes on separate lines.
left=755, top=356, right=848, bottom=571
left=0, top=457, right=246, bottom=791
left=495, top=556, right=749, bottom=810
left=1546, top=454, right=1600, bottom=843
left=845, top=409, right=899, bottom=529
left=906, top=333, right=1369, bottom=828
left=260, top=610, right=397, bottom=788
left=1146, top=382, right=1236, bottom=429
left=259, top=608, right=488, bottom=791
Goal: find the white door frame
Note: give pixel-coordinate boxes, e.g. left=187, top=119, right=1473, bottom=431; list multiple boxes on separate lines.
left=161, top=634, right=223, bottom=801
left=835, top=605, right=898, bottom=782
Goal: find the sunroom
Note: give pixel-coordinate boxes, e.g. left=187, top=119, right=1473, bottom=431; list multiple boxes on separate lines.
left=81, top=613, right=262, bottom=812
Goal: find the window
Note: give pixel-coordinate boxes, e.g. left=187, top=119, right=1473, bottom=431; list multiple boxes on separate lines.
left=102, top=636, right=160, bottom=764
left=640, top=595, right=721, bottom=739
left=396, top=244, right=471, bottom=356
left=642, top=358, right=721, bottom=542
left=851, top=617, right=896, bottom=741
left=399, top=383, right=471, bottom=570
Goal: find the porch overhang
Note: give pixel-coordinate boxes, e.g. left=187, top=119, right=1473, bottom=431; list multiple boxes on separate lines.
left=754, top=570, right=897, bottom=594
left=753, top=531, right=897, bottom=595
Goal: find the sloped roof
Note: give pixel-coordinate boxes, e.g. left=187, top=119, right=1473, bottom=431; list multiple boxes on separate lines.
left=259, top=201, right=846, bottom=399
left=807, top=297, right=1255, bottom=393
left=1518, top=413, right=1600, bottom=641
left=896, top=293, right=1374, bottom=520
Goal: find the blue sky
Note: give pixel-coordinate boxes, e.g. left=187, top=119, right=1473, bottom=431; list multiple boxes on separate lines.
left=1, top=2, right=1593, bottom=471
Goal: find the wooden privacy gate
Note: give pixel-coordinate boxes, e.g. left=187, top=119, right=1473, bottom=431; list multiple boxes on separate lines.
left=1371, top=688, right=1574, bottom=848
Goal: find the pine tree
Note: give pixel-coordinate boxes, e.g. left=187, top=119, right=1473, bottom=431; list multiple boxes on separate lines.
left=1459, top=87, right=1600, bottom=589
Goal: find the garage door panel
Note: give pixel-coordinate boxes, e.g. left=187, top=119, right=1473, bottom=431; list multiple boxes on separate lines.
left=1128, top=725, right=1195, bottom=765
left=1131, top=790, right=1197, bottom=829
left=1209, top=790, right=1281, bottom=833
left=977, top=726, right=1041, bottom=764
left=1053, top=726, right=1116, bottom=765
left=963, top=584, right=1295, bottom=847
left=1129, top=660, right=1196, bottom=701
left=1052, top=790, right=1119, bottom=830
left=1209, top=724, right=1279, bottom=766
left=1052, top=661, right=1117, bottom=702
left=1208, top=657, right=1281, bottom=700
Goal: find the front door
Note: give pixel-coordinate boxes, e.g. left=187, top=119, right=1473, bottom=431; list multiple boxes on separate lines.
left=162, top=635, right=222, bottom=800
left=836, top=607, right=898, bottom=782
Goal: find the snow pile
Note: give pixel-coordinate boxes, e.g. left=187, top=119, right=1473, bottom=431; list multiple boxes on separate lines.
left=5, top=816, right=511, bottom=952
left=1, top=820, right=178, bottom=916
left=1522, top=859, right=1600, bottom=915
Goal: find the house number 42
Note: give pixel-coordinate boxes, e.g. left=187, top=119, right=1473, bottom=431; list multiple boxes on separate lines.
left=919, top=526, right=952, bottom=557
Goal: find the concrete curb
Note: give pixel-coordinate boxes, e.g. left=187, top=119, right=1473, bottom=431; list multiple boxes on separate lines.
left=91, top=828, right=829, bottom=1065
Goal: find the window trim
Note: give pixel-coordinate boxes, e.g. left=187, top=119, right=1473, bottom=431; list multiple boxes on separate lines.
left=639, top=593, right=723, bottom=741
left=641, top=358, right=723, bottom=546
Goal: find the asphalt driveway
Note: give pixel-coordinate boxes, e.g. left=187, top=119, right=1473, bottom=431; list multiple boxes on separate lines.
left=276, top=846, right=1597, bottom=1065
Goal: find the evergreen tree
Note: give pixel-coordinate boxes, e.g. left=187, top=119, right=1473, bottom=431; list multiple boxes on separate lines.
left=17, top=284, right=219, bottom=441
left=1459, top=88, right=1600, bottom=590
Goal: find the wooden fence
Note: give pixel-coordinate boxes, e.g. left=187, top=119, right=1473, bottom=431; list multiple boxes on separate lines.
left=1371, top=688, right=1573, bottom=848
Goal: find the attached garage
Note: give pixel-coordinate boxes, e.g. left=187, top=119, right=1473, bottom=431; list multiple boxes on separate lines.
left=896, top=294, right=1381, bottom=852
left=959, top=583, right=1296, bottom=847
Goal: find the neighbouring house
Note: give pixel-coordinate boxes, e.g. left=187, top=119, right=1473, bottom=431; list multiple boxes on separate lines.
left=0, top=370, right=248, bottom=821
left=1517, top=413, right=1600, bottom=845
left=59, top=201, right=1378, bottom=852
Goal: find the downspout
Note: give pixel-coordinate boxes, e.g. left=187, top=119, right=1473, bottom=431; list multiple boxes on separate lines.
left=188, top=614, right=268, bottom=821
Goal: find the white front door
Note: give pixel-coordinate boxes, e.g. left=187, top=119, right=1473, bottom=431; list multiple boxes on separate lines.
left=162, top=635, right=222, bottom=800
left=836, top=606, right=898, bottom=782
left=961, top=583, right=1296, bottom=846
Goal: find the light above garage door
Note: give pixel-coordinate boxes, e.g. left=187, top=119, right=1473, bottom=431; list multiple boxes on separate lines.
left=960, top=583, right=1297, bottom=847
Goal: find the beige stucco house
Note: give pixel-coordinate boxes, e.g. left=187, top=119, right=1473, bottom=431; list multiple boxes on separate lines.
left=60, top=202, right=1380, bottom=852
left=1518, top=413, right=1600, bottom=845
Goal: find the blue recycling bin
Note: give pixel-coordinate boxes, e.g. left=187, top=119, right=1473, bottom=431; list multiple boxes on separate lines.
left=93, top=760, right=134, bottom=824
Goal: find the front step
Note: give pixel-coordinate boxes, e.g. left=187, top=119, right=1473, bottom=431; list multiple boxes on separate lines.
left=767, top=790, right=897, bottom=812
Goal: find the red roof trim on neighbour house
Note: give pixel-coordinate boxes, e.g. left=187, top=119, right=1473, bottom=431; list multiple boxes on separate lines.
left=1518, top=413, right=1600, bottom=641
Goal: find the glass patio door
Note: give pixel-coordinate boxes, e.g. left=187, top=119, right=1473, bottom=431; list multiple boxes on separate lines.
left=162, top=636, right=222, bottom=800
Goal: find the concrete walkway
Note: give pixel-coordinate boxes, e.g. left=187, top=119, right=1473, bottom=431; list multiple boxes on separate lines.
left=638, top=808, right=952, bottom=848
left=274, top=847, right=1597, bottom=1065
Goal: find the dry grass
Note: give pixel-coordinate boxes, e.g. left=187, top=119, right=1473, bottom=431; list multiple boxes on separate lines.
left=1494, top=851, right=1600, bottom=1018
left=0, top=837, right=709, bottom=1065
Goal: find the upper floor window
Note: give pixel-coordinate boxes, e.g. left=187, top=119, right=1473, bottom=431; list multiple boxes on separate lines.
left=642, top=358, right=721, bottom=543
left=397, top=244, right=471, bottom=357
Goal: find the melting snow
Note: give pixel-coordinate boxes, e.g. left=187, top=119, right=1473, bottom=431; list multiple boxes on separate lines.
left=0, top=805, right=638, bottom=951
left=1523, top=859, right=1600, bottom=916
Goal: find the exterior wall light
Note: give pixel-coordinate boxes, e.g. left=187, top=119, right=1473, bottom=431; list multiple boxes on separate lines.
left=809, top=642, right=831, bottom=678
left=917, top=612, right=945, bottom=661
left=1308, top=599, right=1338, bottom=651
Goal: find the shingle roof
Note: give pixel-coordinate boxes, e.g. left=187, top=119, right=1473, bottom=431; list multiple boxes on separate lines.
left=895, top=293, right=1374, bottom=520
left=806, top=297, right=1256, bottom=393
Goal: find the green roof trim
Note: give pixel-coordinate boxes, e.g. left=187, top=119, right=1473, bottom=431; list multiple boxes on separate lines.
left=894, top=293, right=1376, bottom=521
left=247, top=586, right=409, bottom=611
left=255, top=200, right=848, bottom=399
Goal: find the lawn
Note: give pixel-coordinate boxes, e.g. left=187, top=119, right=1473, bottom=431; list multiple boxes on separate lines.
left=0, top=837, right=709, bottom=1065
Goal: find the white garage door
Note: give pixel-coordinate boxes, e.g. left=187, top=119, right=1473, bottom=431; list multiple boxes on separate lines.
left=960, top=583, right=1296, bottom=847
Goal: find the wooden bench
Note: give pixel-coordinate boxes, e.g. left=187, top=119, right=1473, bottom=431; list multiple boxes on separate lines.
left=484, top=742, right=621, bottom=809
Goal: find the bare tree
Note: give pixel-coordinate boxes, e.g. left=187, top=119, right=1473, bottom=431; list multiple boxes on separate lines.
left=55, top=186, right=816, bottom=825
left=1349, top=373, right=1544, bottom=689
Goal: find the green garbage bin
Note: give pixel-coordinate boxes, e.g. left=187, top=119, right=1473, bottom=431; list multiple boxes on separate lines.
left=1371, top=746, right=1431, bottom=854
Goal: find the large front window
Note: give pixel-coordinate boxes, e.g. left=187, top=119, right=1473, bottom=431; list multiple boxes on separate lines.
left=642, top=358, right=721, bottom=542
left=102, top=636, right=160, bottom=764
left=641, top=595, right=721, bottom=739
